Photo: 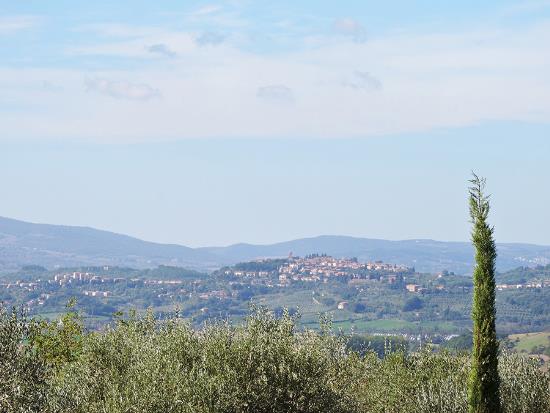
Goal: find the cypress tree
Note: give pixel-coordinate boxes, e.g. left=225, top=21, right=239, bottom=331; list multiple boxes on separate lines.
left=467, top=174, right=501, bottom=413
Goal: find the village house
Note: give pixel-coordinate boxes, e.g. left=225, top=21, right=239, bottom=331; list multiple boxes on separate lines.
left=83, top=290, right=111, bottom=297
left=406, top=284, right=421, bottom=293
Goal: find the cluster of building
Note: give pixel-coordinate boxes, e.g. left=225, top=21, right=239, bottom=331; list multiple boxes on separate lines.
left=144, top=279, right=184, bottom=285
left=83, top=290, right=111, bottom=297
left=221, top=255, right=413, bottom=286
left=404, top=283, right=451, bottom=294
left=228, top=270, right=272, bottom=278
left=0, top=270, right=197, bottom=311
left=0, top=280, right=40, bottom=291
left=53, top=271, right=127, bottom=285
left=496, top=280, right=549, bottom=291
left=277, top=256, right=412, bottom=283
left=198, top=290, right=228, bottom=300
left=25, top=293, right=50, bottom=307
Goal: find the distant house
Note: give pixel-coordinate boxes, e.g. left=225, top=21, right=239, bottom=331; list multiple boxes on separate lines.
left=337, top=301, right=349, bottom=310
left=84, top=290, right=110, bottom=297
left=406, top=284, right=421, bottom=293
left=386, top=275, right=398, bottom=284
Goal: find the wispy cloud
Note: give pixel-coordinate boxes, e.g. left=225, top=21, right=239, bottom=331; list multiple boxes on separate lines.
left=75, top=23, right=159, bottom=38
left=147, top=43, right=176, bottom=57
left=343, top=71, right=382, bottom=91
left=191, top=5, right=223, bottom=17
left=69, top=31, right=196, bottom=58
left=184, top=4, right=248, bottom=29
left=333, top=18, right=367, bottom=43
left=195, top=32, right=226, bottom=46
left=257, top=85, right=294, bottom=104
left=0, top=15, right=41, bottom=34
left=503, top=0, right=550, bottom=14
left=85, top=78, right=160, bottom=100
left=41, top=80, right=63, bottom=93
left=2, top=15, right=550, bottom=142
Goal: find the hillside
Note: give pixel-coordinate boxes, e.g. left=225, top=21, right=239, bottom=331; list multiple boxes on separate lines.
left=0, top=217, right=220, bottom=272
left=497, top=264, right=550, bottom=283
left=1, top=217, right=550, bottom=274
left=201, top=235, right=550, bottom=274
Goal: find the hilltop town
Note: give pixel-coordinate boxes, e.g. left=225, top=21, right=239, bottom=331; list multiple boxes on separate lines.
left=222, top=254, right=413, bottom=284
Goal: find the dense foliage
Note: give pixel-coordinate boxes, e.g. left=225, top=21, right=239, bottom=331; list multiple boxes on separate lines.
left=224, top=259, right=288, bottom=273
left=1, top=306, right=548, bottom=413
left=498, top=264, right=550, bottom=284
left=139, top=265, right=206, bottom=280
left=0, top=307, right=48, bottom=412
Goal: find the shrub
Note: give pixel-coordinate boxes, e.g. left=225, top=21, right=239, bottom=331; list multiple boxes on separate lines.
left=353, top=303, right=367, bottom=313
left=47, top=309, right=360, bottom=413
left=354, top=350, right=550, bottom=413
left=0, top=307, right=48, bottom=413
left=1, top=306, right=548, bottom=413
left=31, top=299, right=84, bottom=371
left=346, top=335, right=408, bottom=358
left=402, top=296, right=423, bottom=312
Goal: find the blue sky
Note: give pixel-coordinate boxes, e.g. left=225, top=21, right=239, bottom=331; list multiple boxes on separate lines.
left=1, top=1, right=550, bottom=246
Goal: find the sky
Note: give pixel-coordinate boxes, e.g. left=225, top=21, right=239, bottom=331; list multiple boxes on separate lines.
left=1, top=1, right=550, bottom=247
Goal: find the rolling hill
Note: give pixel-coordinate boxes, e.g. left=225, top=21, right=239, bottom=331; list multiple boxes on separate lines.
left=199, top=236, right=550, bottom=274
left=0, top=216, right=220, bottom=272
left=1, top=216, right=549, bottom=274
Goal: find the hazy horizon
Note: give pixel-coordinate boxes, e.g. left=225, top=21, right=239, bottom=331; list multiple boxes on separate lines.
left=5, top=212, right=550, bottom=249
left=2, top=129, right=550, bottom=247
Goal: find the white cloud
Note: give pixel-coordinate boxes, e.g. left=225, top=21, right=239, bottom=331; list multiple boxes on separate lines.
left=184, top=5, right=248, bottom=29
left=333, top=18, right=367, bottom=43
left=41, top=80, right=63, bottom=93
left=75, top=23, right=152, bottom=37
left=2, top=21, right=550, bottom=142
left=147, top=43, right=176, bottom=57
left=342, top=72, right=382, bottom=91
left=69, top=32, right=196, bottom=58
left=257, top=85, right=294, bottom=104
left=503, top=0, right=550, bottom=14
left=85, top=78, right=160, bottom=100
left=0, top=15, right=40, bottom=34
left=191, top=5, right=223, bottom=17
left=195, top=32, right=226, bottom=46
left=70, top=24, right=196, bottom=57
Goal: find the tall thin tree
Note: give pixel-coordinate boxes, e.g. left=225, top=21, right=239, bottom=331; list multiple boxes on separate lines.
left=467, top=174, right=501, bottom=413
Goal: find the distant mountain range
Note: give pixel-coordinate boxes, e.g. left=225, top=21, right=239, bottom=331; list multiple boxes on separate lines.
left=1, top=216, right=549, bottom=275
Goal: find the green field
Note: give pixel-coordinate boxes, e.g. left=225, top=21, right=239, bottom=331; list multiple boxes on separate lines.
left=508, top=331, right=550, bottom=353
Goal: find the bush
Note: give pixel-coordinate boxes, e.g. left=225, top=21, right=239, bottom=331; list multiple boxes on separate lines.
left=0, top=307, right=49, bottom=413
left=403, top=296, right=423, bottom=312
left=354, top=350, right=550, bottom=413
left=47, top=309, right=360, bottom=413
left=0, top=306, right=548, bottom=413
left=31, top=300, right=84, bottom=371
left=346, top=335, right=408, bottom=358
left=353, top=303, right=367, bottom=313
left=237, top=289, right=254, bottom=301
left=443, top=332, right=473, bottom=352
